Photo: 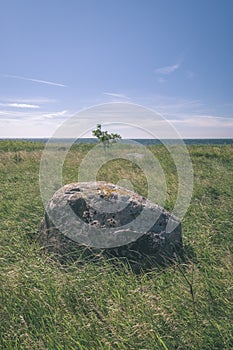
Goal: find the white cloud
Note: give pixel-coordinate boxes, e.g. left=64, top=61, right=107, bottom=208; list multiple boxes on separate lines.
left=42, top=110, right=69, bottom=119
left=169, top=115, right=233, bottom=127
left=186, top=71, right=195, bottom=79
left=3, top=74, right=67, bottom=87
left=1, top=94, right=232, bottom=138
left=157, top=77, right=166, bottom=83
left=140, top=95, right=203, bottom=115
left=0, top=102, right=39, bottom=109
left=155, top=62, right=181, bottom=75
left=2, top=97, right=56, bottom=104
left=0, top=110, right=32, bottom=119
left=103, top=92, right=130, bottom=99
left=132, top=94, right=233, bottom=138
left=0, top=109, right=70, bottom=122
left=0, top=108, right=71, bottom=137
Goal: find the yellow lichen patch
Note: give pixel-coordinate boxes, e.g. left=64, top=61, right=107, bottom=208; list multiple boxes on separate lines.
left=96, top=183, right=132, bottom=199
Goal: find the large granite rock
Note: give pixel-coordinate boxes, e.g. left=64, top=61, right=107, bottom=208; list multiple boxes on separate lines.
left=37, top=182, right=182, bottom=268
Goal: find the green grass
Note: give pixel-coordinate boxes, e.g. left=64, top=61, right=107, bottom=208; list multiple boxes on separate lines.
left=0, top=141, right=232, bottom=349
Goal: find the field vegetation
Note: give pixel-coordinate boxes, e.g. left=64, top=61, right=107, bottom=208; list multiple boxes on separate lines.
left=0, top=140, right=232, bottom=349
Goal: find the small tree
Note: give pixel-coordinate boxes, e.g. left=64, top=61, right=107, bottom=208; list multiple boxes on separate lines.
left=92, top=124, right=122, bottom=151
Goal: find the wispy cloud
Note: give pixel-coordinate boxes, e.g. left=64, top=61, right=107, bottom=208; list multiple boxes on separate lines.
left=0, top=109, right=70, bottom=122
left=3, top=74, right=67, bottom=87
left=186, top=70, right=195, bottom=79
left=0, top=102, right=39, bottom=109
left=133, top=93, right=233, bottom=137
left=157, top=77, right=166, bottom=83
left=168, top=115, right=233, bottom=127
left=155, top=61, right=181, bottom=75
left=42, top=110, right=69, bottom=119
left=139, top=94, right=204, bottom=115
left=3, top=97, right=56, bottom=104
left=103, top=92, right=130, bottom=99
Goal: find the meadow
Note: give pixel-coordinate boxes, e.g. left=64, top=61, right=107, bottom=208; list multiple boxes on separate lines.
left=0, top=140, right=232, bottom=349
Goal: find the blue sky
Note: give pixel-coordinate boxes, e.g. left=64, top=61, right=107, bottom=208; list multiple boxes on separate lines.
left=0, top=0, right=233, bottom=138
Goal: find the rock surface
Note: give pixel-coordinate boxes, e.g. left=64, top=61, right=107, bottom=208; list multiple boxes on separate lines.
left=37, top=182, right=182, bottom=267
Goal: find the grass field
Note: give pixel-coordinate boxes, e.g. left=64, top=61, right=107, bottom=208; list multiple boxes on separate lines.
left=0, top=140, right=232, bottom=349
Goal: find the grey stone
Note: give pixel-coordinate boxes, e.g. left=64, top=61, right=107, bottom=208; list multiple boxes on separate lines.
left=37, top=182, right=182, bottom=268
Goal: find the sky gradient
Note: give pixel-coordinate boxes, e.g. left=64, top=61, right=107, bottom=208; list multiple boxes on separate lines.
left=0, top=0, right=233, bottom=138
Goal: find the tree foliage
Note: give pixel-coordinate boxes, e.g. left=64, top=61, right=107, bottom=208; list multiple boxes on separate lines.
left=92, top=124, right=122, bottom=149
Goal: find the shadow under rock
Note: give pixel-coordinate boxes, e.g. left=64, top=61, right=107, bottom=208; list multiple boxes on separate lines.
left=34, top=230, right=191, bottom=275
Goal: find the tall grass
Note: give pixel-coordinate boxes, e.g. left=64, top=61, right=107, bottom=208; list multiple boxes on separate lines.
left=0, top=142, right=232, bottom=349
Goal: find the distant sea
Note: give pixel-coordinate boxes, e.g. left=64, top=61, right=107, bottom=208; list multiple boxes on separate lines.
left=1, top=138, right=233, bottom=145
